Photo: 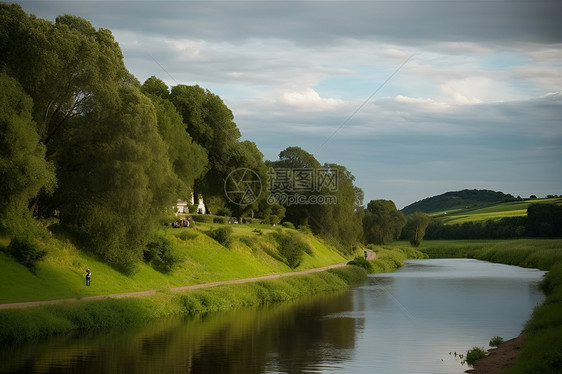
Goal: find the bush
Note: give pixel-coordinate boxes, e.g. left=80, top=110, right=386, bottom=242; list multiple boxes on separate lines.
left=191, top=215, right=213, bottom=223
left=489, top=336, right=504, bottom=347
left=6, top=238, right=46, bottom=274
left=272, top=232, right=312, bottom=269
left=215, top=207, right=232, bottom=217
left=213, top=216, right=228, bottom=224
left=347, top=257, right=373, bottom=272
left=465, top=347, right=487, bottom=367
left=282, top=222, right=295, bottom=229
left=143, top=236, right=177, bottom=273
left=206, top=227, right=233, bottom=246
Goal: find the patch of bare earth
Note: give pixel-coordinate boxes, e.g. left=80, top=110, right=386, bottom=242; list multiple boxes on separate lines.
left=465, top=334, right=525, bottom=374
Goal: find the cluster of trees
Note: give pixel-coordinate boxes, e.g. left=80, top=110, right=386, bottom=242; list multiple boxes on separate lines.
left=425, top=204, right=562, bottom=240
left=0, top=5, right=381, bottom=270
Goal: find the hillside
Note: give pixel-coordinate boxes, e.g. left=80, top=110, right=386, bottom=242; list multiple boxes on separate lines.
left=432, top=197, right=562, bottom=225
left=401, top=189, right=515, bottom=215
left=0, top=222, right=350, bottom=304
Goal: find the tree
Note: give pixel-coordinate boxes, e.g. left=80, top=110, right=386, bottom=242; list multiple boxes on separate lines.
left=170, top=84, right=241, bottom=198
left=0, top=73, right=56, bottom=236
left=53, top=87, right=177, bottom=271
left=141, top=76, right=169, bottom=99
left=0, top=5, right=135, bottom=151
left=145, top=93, right=208, bottom=200
left=363, top=200, right=406, bottom=245
left=403, top=212, right=430, bottom=247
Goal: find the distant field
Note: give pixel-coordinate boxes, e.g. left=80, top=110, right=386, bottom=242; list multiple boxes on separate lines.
left=430, top=197, right=562, bottom=225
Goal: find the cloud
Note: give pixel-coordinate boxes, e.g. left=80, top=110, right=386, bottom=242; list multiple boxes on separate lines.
left=16, top=0, right=562, bottom=209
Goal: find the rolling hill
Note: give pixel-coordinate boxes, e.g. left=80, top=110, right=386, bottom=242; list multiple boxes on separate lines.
left=401, top=189, right=515, bottom=215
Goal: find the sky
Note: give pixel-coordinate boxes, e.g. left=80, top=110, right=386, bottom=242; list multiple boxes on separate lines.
left=16, top=0, right=562, bottom=209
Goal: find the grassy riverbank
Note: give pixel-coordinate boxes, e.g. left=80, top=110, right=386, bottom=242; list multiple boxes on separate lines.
left=414, top=239, right=562, bottom=373
left=0, top=220, right=425, bottom=343
left=0, top=223, right=346, bottom=303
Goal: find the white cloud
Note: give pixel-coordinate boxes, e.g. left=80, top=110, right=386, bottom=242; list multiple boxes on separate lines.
left=281, top=88, right=345, bottom=112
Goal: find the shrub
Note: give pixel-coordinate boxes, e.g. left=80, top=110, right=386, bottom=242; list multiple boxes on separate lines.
left=191, top=215, right=213, bottom=223
left=347, top=257, right=373, bottom=272
left=206, top=227, right=233, bottom=246
left=282, top=222, right=295, bottom=229
left=465, top=347, right=487, bottom=367
left=272, top=232, right=312, bottom=269
left=213, top=216, right=228, bottom=224
left=143, top=236, right=177, bottom=273
left=489, top=336, right=504, bottom=347
left=215, top=207, right=232, bottom=217
left=6, top=238, right=46, bottom=274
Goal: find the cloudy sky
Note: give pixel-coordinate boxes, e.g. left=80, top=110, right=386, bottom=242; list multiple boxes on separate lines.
left=18, top=1, right=562, bottom=208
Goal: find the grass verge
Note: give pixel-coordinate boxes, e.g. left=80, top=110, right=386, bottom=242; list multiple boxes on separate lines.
left=0, top=266, right=367, bottom=343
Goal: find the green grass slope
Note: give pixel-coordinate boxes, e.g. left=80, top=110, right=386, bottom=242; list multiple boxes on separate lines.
left=402, top=189, right=514, bottom=215
left=430, top=197, right=562, bottom=225
left=0, top=222, right=349, bottom=304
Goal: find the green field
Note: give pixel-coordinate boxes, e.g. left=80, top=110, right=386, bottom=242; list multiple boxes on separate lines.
left=430, top=197, right=562, bottom=225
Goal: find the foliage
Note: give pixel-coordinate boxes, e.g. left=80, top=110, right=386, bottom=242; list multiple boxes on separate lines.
left=347, top=256, right=373, bottom=272
left=146, top=93, right=208, bottom=200
left=205, top=226, right=233, bottom=246
left=363, top=200, right=406, bottom=245
left=53, top=87, right=177, bottom=272
left=489, top=336, right=504, bottom=347
left=527, top=203, right=562, bottom=237
left=143, top=236, right=177, bottom=273
left=4, top=238, right=46, bottom=274
left=465, top=347, right=486, bottom=367
left=271, top=231, right=313, bottom=269
left=282, top=222, right=296, bottom=229
left=0, top=73, right=56, bottom=237
left=169, top=84, right=241, bottom=199
left=403, top=212, right=430, bottom=247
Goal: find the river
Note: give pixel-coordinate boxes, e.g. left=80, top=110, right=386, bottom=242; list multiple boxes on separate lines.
left=0, top=259, right=546, bottom=373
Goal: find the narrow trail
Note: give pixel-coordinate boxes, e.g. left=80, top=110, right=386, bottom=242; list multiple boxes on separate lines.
left=0, top=262, right=352, bottom=310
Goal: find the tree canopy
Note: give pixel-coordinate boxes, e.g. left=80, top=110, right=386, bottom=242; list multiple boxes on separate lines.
left=363, top=200, right=406, bottom=245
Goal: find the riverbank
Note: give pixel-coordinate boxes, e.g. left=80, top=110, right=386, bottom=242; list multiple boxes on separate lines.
left=0, top=223, right=425, bottom=343
left=416, top=239, right=562, bottom=373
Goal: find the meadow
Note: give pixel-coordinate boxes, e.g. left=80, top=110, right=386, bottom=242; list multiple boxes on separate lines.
left=430, top=197, right=562, bottom=225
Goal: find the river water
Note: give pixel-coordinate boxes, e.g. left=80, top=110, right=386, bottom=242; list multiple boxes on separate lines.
left=0, top=259, right=546, bottom=373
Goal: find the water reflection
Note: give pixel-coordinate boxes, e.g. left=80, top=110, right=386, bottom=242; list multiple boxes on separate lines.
left=0, top=259, right=546, bottom=374
left=0, top=291, right=357, bottom=374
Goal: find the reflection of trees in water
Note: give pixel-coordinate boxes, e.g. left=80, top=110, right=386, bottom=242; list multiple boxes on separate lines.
left=1, top=292, right=357, bottom=373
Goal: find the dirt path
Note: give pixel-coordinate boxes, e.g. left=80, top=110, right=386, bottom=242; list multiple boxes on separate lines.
left=0, top=262, right=349, bottom=310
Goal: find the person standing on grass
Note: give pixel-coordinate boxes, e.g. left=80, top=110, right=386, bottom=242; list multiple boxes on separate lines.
left=86, top=268, right=91, bottom=286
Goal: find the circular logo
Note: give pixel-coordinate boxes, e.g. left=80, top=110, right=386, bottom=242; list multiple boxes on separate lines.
left=224, top=168, right=262, bottom=205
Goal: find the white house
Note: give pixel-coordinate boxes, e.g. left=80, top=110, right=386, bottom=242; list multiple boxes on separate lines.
left=174, top=192, right=206, bottom=215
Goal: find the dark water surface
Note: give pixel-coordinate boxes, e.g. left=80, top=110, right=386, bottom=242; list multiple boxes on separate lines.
left=0, top=259, right=546, bottom=373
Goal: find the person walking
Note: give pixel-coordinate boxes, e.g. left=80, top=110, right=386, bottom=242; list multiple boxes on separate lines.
left=86, top=268, right=92, bottom=286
